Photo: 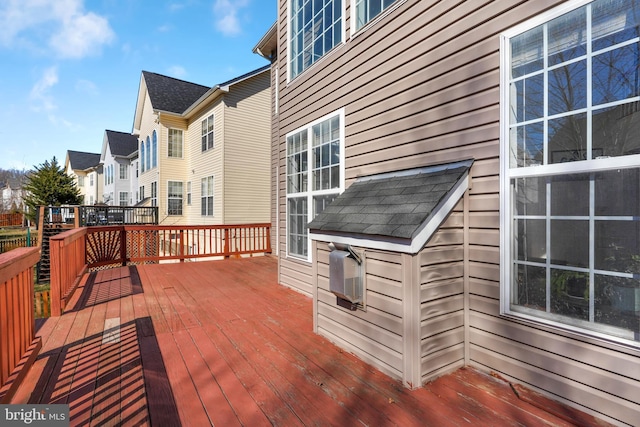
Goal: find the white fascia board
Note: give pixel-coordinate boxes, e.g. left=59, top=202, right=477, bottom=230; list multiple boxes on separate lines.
left=310, top=173, right=470, bottom=254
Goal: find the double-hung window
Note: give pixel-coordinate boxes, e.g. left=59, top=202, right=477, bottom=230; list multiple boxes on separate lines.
left=289, top=0, right=343, bottom=79
left=168, top=129, right=183, bottom=158
left=167, top=181, right=183, bottom=215
left=119, top=164, right=128, bottom=180
left=202, top=114, right=214, bottom=152
left=201, top=176, right=214, bottom=216
left=119, top=192, right=129, bottom=207
left=150, top=182, right=157, bottom=207
left=152, top=131, right=158, bottom=168
left=502, top=0, right=640, bottom=344
left=286, top=109, right=344, bottom=260
left=77, top=176, right=84, bottom=187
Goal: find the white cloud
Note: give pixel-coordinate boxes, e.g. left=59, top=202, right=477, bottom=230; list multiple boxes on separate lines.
left=0, top=0, right=115, bottom=59
left=167, top=65, right=188, bottom=79
left=30, top=66, right=59, bottom=112
left=213, top=0, right=249, bottom=37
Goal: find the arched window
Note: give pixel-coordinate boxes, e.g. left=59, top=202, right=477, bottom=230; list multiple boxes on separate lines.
left=152, top=130, right=158, bottom=168
left=140, top=142, right=145, bottom=172
left=146, top=136, right=151, bottom=170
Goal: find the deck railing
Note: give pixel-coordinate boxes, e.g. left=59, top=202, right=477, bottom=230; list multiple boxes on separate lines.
left=48, top=223, right=271, bottom=315
left=49, top=228, right=88, bottom=316
left=0, top=247, right=42, bottom=403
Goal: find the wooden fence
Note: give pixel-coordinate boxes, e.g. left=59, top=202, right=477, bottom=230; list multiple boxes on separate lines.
left=49, top=228, right=87, bottom=317
left=0, top=213, right=23, bottom=228
left=0, top=247, right=42, bottom=403
left=0, top=236, right=38, bottom=254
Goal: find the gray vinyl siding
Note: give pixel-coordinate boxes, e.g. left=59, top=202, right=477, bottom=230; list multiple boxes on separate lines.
left=420, top=203, right=465, bottom=383
left=315, top=242, right=405, bottom=380
left=273, top=0, right=640, bottom=424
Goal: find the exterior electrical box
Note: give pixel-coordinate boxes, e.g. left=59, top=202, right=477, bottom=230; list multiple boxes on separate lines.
left=329, top=248, right=362, bottom=304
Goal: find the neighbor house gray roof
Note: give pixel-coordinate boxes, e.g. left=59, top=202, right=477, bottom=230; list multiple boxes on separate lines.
left=142, top=71, right=210, bottom=114
left=105, top=130, right=138, bottom=157
left=68, top=150, right=101, bottom=171
left=309, top=159, right=473, bottom=253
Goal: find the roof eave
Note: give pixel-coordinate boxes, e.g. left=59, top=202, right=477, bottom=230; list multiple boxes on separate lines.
left=253, top=22, right=277, bottom=60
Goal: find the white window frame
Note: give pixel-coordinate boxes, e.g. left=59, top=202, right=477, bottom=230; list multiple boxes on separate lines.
left=119, top=191, right=129, bottom=207
left=168, top=128, right=183, bottom=158
left=187, top=181, right=192, bottom=206
left=119, top=164, right=128, bottom=180
left=350, top=0, right=405, bottom=37
left=287, top=0, right=345, bottom=82
left=167, top=180, right=183, bottom=216
left=150, top=181, right=157, bottom=207
left=201, top=114, right=214, bottom=152
left=201, top=176, right=214, bottom=216
left=77, top=175, right=84, bottom=187
left=500, top=0, right=640, bottom=346
left=285, top=108, right=345, bottom=262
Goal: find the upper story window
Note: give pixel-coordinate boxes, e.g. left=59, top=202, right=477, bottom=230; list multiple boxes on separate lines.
left=501, top=0, right=640, bottom=345
left=119, top=164, right=128, bottom=180
left=168, top=129, right=183, bottom=158
left=201, top=176, right=214, bottom=216
left=145, top=136, right=151, bottom=171
left=150, top=181, right=157, bottom=207
left=90, top=174, right=94, bottom=186
left=119, top=192, right=129, bottom=207
left=152, top=130, right=158, bottom=168
left=202, top=114, right=214, bottom=152
left=77, top=176, right=84, bottom=187
left=140, top=141, right=145, bottom=172
left=354, top=0, right=399, bottom=32
left=286, top=109, right=344, bottom=260
left=289, top=0, right=343, bottom=79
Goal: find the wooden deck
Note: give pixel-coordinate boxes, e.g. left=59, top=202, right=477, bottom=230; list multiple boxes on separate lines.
left=11, top=256, right=607, bottom=426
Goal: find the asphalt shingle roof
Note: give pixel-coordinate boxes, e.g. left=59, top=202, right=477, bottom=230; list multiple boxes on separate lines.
left=68, top=150, right=101, bottom=171
left=142, top=71, right=210, bottom=114
left=105, top=130, right=138, bottom=157
left=308, top=160, right=473, bottom=240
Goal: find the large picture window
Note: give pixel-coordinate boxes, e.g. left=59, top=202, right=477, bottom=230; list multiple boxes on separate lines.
left=502, top=0, right=640, bottom=344
left=289, top=0, right=343, bottom=79
left=286, top=109, right=344, bottom=259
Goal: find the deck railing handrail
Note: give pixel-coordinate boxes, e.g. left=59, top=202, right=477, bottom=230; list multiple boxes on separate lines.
left=0, top=247, right=42, bottom=403
left=49, top=228, right=88, bottom=317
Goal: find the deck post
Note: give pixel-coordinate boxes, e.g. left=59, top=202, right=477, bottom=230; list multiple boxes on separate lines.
left=120, top=227, right=127, bottom=266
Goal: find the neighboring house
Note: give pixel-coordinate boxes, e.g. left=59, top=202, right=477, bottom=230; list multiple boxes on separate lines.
left=0, top=177, right=25, bottom=212
left=132, top=67, right=271, bottom=225
left=99, top=130, right=138, bottom=206
left=65, top=150, right=102, bottom=205
left=254, top=0, right=640, bottom=425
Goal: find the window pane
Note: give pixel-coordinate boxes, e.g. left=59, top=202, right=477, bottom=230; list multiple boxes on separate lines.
left=548, top=113, right=587, bottom=164
left=593, top=44, right=640, bottom=106
left=595, top=275, right=640, bottom=331
left=548, top=6, right=586, bottom=66
left=551, top=268, right=589, bottom=320
left=550, top=174, right=589, bottom=216
left=288, top=197, right=308, bottom=257
left=548, top=60, right=587, bottom=115
left=550, top=220, right=589, bottom=268
left=510, top=121, right=544, bottom=167
left=516, top=219, right=546, bottom=263
left=595, top=169, right=640, bottom=216
left=514, top=177, right=546, bottom=216
left=592, top=104, right=640, bottom=158
left=595, top=221, right=640, bottom=273
left=510, top=74, right=544, bottom=123
left=514, top=264, right=547, bottom=311
left=511, top=26, right=543, bottom=78
left=592, top=0, right=640, bottom=51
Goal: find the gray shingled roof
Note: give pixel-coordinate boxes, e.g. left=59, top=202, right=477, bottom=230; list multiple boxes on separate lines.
left=68, top=150, right=101, bottom=171
left=308, top=160, right=473, bottom=240
left=105, top=130, right=138, bottom=157
left=142, top=71, right=210, bottom=114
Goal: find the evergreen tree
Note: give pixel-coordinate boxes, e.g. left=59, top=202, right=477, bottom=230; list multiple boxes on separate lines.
left=23, top=156, right=82, bottom=220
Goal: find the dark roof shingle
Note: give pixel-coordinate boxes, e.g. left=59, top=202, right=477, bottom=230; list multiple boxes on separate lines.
left=105, top=130, right=138, bottom=157
left=308, top=160, right=473, bottom=240
left=67, top=150, right=101, bottom=171
left=142, top=71, right=210, bottom=114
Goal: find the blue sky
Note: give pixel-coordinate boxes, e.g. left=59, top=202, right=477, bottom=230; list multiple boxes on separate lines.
left=0, top=0, right=276, bottom=171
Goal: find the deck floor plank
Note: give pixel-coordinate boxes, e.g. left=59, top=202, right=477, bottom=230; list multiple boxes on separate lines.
left=11, top=257, right=611, bottom=426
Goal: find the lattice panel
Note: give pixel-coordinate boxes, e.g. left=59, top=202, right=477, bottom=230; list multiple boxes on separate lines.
left=86, top=229, right=122, bottom=267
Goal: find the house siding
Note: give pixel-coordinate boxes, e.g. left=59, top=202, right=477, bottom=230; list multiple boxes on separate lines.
left=273, top=0, right=640, bottom=424
left=223, top=72, right=271, bottom=224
